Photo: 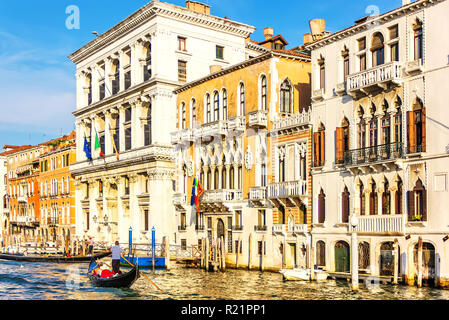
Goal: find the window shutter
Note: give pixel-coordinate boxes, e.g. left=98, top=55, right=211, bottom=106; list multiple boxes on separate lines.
left=407, top=191, right=414, bottom=221
left=318, top=192, right=325, bottom=223
left=369, top=192, right=375, bottom=215
left=422, top=189, right=427, bottom=221
left=336, top=127, right=344, bottom=164
left=320, top=130, right=325, bottom=165
left=407, top=111, right=416, bottom=153
left=421, top=107, right=426, bottom=152
left=342, top=191, right=349, bottom=223
left=314, top=132, right=320, bottom=167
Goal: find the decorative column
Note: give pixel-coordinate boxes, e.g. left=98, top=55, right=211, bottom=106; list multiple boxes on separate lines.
left=233, top=164, right=239, bottom=190
left=210, top=165, right=216, bottom=190
left=217, top=164, right=223, bottom=190
left=203, top=165, right=209, bottom=190
left=225, top=164, right=231, bottom=189
left=378, top=182, right=385, bottom=216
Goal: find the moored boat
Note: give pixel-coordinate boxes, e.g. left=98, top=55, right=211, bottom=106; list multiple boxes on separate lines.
left=0, top=251, right=111, bottom=263
left=87, top=260, right=140, bottom=288
left=280, top=268, right=329, bottom=281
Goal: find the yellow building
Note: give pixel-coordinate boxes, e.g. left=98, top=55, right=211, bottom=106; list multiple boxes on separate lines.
left=172, top=49, right=313, bottom=271
left=39, top=132, right=76, bottom=250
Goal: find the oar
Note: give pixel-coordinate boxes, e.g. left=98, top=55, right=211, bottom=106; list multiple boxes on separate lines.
left=121, top=254, right=163, bottom=292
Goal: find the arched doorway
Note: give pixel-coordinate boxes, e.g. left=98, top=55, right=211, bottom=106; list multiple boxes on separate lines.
left=358, top=242, right=370, bottom=271
left=316, top=240, right=326, bottom=268
left=216, top=219, right=225, bottom=241
left=380, top=242, right=400, bottom=276
left=335, top=241, right=350, bottom=273
left=414, top=242, right=435, bottom=285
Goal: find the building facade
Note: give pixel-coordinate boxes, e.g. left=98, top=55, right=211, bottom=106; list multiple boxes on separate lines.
left=305, top=0, right=449, bottom=287
left=172, top=49, right=312, bottom=271
left=0, top=153, right=7, bottom=240
left=69, top=0, right=256, bottom=247
left=39, top=133, right=76, bottom=248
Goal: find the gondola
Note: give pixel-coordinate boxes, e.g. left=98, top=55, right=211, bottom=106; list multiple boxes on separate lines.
left=87, top=259, right=140, bottom=288
left=0, top=251, right=111, bottom=263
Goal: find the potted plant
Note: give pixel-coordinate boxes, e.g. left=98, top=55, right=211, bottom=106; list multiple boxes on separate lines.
left=412, top=215, right=423, bottom=222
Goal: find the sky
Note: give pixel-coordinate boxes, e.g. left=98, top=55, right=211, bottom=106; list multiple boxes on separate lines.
left=0, top=0, right=404, bottom=147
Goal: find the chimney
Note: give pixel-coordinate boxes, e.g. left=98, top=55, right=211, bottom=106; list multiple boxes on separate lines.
left=210, top=65, right=222, bottom=74
left=402, top=0, right=411, bottom=5
left=264, top=27, right=274, bottom=40
left=309, top=19, right=326, bottom=36
left=303, top=33, right=313, bottom=45
left=186, top=1, right=211, bottom=15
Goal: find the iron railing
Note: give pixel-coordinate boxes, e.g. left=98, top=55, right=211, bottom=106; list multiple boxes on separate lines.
left=343, top=142, right=403, bottom=166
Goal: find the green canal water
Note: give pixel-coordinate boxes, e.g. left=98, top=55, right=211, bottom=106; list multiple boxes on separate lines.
left=0, top=260, right=448, bottom=300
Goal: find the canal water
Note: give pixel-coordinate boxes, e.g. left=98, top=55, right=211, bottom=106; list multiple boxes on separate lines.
left=0, top=260, right=448, bottom=300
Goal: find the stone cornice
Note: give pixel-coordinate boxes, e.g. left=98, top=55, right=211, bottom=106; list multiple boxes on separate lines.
left=68, top=1, right=255, bottom=65
left=304, top=0, right=443, bottom=51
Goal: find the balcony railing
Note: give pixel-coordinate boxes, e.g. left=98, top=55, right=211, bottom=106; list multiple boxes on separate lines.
left=195, top=225, right=205, bottom=231
left=47, top=217, right=59, bottom=226
left=312, top=88, right=325, bottom=101
left=249, top=187, right=267, bottom=201
left=407, top=144, right=425, bottom=155
left=343, top=142, right=403, bottom=166
left=201, top=120, right=228, bottom=138
left=268, top=181, right=308, bottom=199
left=273, top=224, right=287, bottom=235
left=232, top=225, right=243, bottom=231
left=202, top=189, right=243, bottom=203
left=248, top=110, right=267, bottom=128
left=351, top=214, right=405, bottom=235
left=405, top=59, right=424, bottom=75
left=254, top=225, right=267, bottom=232
left=292, top=224, right=308, bottom=234
left=347, top=61, right=402, bottom=95
left=173, top=193, right=187, bottom=206
left=272, top=110, right=311, bottom=131
left=171, top=129, right=193, bottom=145
left=178, top=225, right=187, bottom=232
left=227, top=116, right=245, bottom=133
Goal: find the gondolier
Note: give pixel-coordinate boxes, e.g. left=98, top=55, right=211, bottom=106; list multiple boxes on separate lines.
left=111, top=241, right=123, bottom=275
left=88, top=237, right=94, bottom=255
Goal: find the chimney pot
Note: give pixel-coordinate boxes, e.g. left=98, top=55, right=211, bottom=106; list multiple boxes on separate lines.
left=309, top=19, right=326, bottom=36
left=264, top=27, right=274, bottom=40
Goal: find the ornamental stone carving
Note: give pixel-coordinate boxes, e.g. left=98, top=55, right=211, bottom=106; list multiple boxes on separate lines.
left=244, top=146, right=253, bottom=171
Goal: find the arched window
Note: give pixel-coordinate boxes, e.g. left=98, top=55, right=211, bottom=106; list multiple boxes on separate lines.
left=191, top=98, right=197, bottom=126
left=316, top=241, right=326, bottom=267
left=341, top=187, right=350, bottom=223
left=239, top=83, right=245, bottom=116
left=370, top=181, right=378, bottom=216
left=382, top=180, right=391, bottom=215
left=413, top=19, right=423, bottom=61
left=229, top=166, right=235, bottom=189
left=408, top=97, right=426, bottom=153
left=206, top=93, right=211, bottom=123
left=336, top=118, right=350, bottom=164
left=181, top=102, right=186, bottom=129
left=280, top=79, right=292, bottom=114
left=112, top=60, right=120, bottom=94
left=143, top=42, right=152, bottom=81
left=395, top=178, right=403, bottom=215
left=222, top=89, right=228, bottom=120
left=360, top=182, right=366, bottom=215
left=213, top=91, right=219, bottom=121
left=371, top=32, right=385, bottom=67
left=221, top=165, right=226, bottom=189
left=314, top=124, right=325, bottom=167
left=318, top=189, right=326, bottom=223
left=214, top=168, right=219, bottom=190
left=407, top=179, right=427, bottom=221
left=260, top=75, right=267, bottom=111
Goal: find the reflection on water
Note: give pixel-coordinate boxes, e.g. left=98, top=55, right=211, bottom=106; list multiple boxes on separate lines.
left=0, top=261, right=448, bottom=300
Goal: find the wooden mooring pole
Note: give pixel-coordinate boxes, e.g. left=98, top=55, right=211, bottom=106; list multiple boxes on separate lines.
left=417, top=236, right=423, bottom=288
left=393, top=238, right=399, bottom=285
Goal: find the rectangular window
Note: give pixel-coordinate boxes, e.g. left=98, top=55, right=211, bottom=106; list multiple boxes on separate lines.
left=389, top=25, right=398, bottom=40
left=178, top=60, right=187, bottom=83
left=414, top=28, right=423, bottom=60
left=360, top=54, right=366, bottom=71
left=391, top=43, right=399, bottom=62
left=358, top=37, right=366, bottom=51
left=343, top=54, right=350, bottom=80
left=216, top=45, right=224, bottom=60
left=319, top=63, right=325, bottom=89
left=99, top=82, right=105, bottom=100
left=178, top=37, right=187, bottom=52
left=181, top=239, right=187, bottom=251
left=124, top=177, right=130, bottom=196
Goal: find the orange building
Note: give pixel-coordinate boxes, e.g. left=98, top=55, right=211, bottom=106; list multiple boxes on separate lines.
left=171, top=48, right=313, bottom=271
left=39, top=132, right=76, bottom=248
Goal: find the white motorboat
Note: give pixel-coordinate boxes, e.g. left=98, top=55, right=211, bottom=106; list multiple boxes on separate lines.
left=280, top=268, right=329, bottom=281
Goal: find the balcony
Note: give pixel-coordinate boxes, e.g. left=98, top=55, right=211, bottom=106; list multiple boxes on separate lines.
left=268, top=181, right=308, bottom=207
left=273, top=224, right=287, bottom=235
left=137, top=193, right=150, bottom=207
left=232, top=225, right=243, bottom=231
left=17, top=195, right=27, bottom=203
left=178, top=225, right=187, bottom=232
left=227, top=116, right=245, bottom=133
left=47, top=217, right=59, bottom=226
left=405, top=59, right=424, bottom=75
left=272, top=110, right=311, bottom=134
left=335, top=82, right=347, bottom=96
left=173, top=193, right=187, bottom=211
left=195, top=225, right=205, bottom=232
left=248, top=110, right=267, bottom=128
left=292, top=224, right=309, bottom=234
left=351, top=214, right=406, bottom=235
left=254, top=225, right=267, bottom=232
left=201, top=121, right=228, bottom=140
left=201, top=189, right=243, bottom=212
left=347, top=61, right=402, bottom=97
left=249, top=186, right=267, bottom=207
left=311, top=88, right=325, bottom=101
left=343, top=142, right=404, bottom=172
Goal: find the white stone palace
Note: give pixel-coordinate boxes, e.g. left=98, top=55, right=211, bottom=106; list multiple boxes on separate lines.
left=69, top=0, right=255, bottom=246
left=305, top=0, right=449, bottom=286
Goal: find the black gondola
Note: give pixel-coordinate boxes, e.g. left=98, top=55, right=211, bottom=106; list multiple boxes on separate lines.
left=87, top=260, right=140, bottom=288
left=0, top=251, right=111, bottom=263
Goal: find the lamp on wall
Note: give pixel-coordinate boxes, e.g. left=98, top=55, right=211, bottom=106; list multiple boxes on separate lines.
left=405, top=234, right=411, bottom=240
left=443, top=235, right=449, bottom=242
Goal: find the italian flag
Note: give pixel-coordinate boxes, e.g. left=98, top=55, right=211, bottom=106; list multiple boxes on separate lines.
left=190, top=178, right=204, bottom=213
left=94, top=132, right=105, bottom=158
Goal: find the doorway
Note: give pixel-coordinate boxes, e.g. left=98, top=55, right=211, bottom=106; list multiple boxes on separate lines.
left=335, top=241, right=350, bottom=273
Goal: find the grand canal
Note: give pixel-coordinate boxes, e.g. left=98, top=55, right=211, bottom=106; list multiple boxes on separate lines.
left=0, top=260, right=448, bottom=300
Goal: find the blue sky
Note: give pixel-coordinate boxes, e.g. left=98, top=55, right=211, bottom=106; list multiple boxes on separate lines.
left=0, top=0, right=403, bottom=147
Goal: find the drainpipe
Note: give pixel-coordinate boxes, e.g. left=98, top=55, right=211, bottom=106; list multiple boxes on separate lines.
left=309, top=126, right=314, bottom=269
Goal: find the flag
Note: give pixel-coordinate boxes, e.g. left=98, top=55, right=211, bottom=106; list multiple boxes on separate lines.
left=190, top=178, right=205, bottom=213
left=83, top=136, right=92, bottom=162
left=109, top=125, right=120, bottom=160
left=94, top=131, right=105, bottom=158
